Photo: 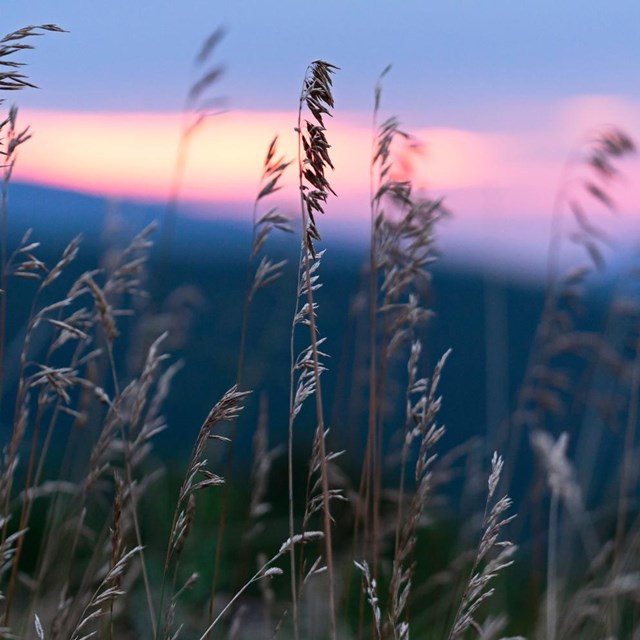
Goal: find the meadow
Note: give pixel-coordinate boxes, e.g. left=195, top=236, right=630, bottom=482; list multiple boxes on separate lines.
left=1, top=22, right=640, bottom=640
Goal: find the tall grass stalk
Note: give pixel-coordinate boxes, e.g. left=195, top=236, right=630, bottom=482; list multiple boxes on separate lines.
left=209, top=136, right=292, bottom=628
left=157, top=384, right=250, bottom=637
left=0, top=24, right=65, bottom=416
left=156, top=27, right=225, bottom=294
left=547, top=491, right=559, bottom=640
left=361, top=66, right=391, bottom=583
left=502, top=128, right=635, bottom=487
left=285, top=59, right=338, bottom=640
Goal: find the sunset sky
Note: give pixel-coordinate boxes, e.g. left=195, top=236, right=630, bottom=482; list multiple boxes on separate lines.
left=4, top=1, right=640, bottom=271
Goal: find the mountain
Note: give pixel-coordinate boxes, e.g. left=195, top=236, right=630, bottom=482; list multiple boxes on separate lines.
left=1, top=182, right=617, bottom=504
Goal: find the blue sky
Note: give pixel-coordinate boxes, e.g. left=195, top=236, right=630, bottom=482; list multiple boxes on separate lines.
left=5, top=1, right=640, bottom=125
left=4, top=1, right=640, bottom=276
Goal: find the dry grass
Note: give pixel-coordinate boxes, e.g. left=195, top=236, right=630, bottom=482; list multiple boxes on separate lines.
left=2, top=20, right=640, bottom=640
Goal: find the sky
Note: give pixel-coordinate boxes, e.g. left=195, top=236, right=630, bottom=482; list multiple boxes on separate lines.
left=3, top=1, right=640, bottom=274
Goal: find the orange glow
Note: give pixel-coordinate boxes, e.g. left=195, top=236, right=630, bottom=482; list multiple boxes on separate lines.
left=13, top=101, right=640, bottom=223
left=15, top=110, right=502, bottom=210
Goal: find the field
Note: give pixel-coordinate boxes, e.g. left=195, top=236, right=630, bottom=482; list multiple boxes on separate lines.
left=1, top=21, right=640, bottom=640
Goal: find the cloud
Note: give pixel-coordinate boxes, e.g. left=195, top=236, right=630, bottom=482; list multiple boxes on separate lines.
left=14, top=109, right=510, bottom=210
left=14, top=100, right=640, bottom=244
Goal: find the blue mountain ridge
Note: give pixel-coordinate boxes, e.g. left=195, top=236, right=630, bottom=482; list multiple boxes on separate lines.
left=0, top=181, right=622, bottom=509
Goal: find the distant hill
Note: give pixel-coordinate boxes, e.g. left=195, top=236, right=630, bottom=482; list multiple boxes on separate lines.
left=3, top=182, right=620, bottom=508
left=7, top=182, right=255, bottom=257
left=2, top=183, right=545, bottom=446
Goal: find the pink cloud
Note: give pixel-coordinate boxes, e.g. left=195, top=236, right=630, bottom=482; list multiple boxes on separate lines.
left=12, top=100, right=640, bottom=257
left=11, top=109, right=536, bottom=211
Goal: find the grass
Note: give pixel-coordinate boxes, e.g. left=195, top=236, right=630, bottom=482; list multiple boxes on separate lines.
left=0, top=19, right=640, bottom=640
